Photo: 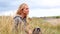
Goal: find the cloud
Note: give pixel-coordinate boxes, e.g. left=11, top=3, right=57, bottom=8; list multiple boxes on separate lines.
left=29, top=8, right=60, bottom=17
left=29, top=0, right=60, bottom=9
left=0, top=0, right=60, bottom=17
left=0, top=0, right=60, bottom=11
left=0, top=10, right=17, bottom=16
left=0, top=0, right=20, bottom=11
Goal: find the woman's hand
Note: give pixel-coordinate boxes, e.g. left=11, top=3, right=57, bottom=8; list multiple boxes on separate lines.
left=28, top=30, right=32, bottom=34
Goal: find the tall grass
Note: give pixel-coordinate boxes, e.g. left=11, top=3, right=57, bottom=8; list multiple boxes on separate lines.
left=0, top=16, right=60, bottom=34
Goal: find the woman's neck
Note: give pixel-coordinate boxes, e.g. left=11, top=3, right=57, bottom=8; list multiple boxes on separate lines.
left=20, top=13, right=27, bottom=19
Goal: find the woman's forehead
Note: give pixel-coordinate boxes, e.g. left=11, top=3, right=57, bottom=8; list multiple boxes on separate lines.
left=24, top=5, right=29, bottom=8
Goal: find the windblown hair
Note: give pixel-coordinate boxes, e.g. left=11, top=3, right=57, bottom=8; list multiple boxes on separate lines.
left=17, top=3, right=28, bottom=15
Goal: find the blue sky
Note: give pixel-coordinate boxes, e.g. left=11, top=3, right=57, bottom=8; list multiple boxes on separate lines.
left=0, top=0, right=60, bottom=17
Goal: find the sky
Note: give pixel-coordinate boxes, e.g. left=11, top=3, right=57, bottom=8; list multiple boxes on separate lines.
left=0, top=0, right=60, bottom=17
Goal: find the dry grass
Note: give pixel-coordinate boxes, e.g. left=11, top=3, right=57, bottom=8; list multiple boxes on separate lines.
left=0, top=16, right=60, bottom=34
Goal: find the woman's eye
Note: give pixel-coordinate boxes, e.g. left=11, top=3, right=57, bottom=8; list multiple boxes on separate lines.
left=26, top=8, right=28, bottom=10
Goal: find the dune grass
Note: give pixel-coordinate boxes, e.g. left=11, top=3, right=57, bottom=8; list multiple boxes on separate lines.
left=0, top=16, right=60, bottom=34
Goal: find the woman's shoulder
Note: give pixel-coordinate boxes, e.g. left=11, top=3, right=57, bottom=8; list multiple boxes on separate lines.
left=13, top=14, right=21, bottom=19
left=13, top=15, right=22, bottom=22
left=13, top=15, right=22, bottom=21
left=13, top=15, right=20, bottom=19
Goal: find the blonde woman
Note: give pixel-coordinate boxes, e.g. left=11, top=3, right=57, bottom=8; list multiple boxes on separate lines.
left=13, top=3, right=32, bottom=34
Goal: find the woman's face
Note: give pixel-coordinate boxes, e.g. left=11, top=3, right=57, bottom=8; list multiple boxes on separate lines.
left=23, top=5, right=29, bottom=15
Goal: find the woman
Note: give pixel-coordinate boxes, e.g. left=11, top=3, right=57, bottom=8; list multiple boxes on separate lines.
left=13, top=3, right=32, bottom=34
